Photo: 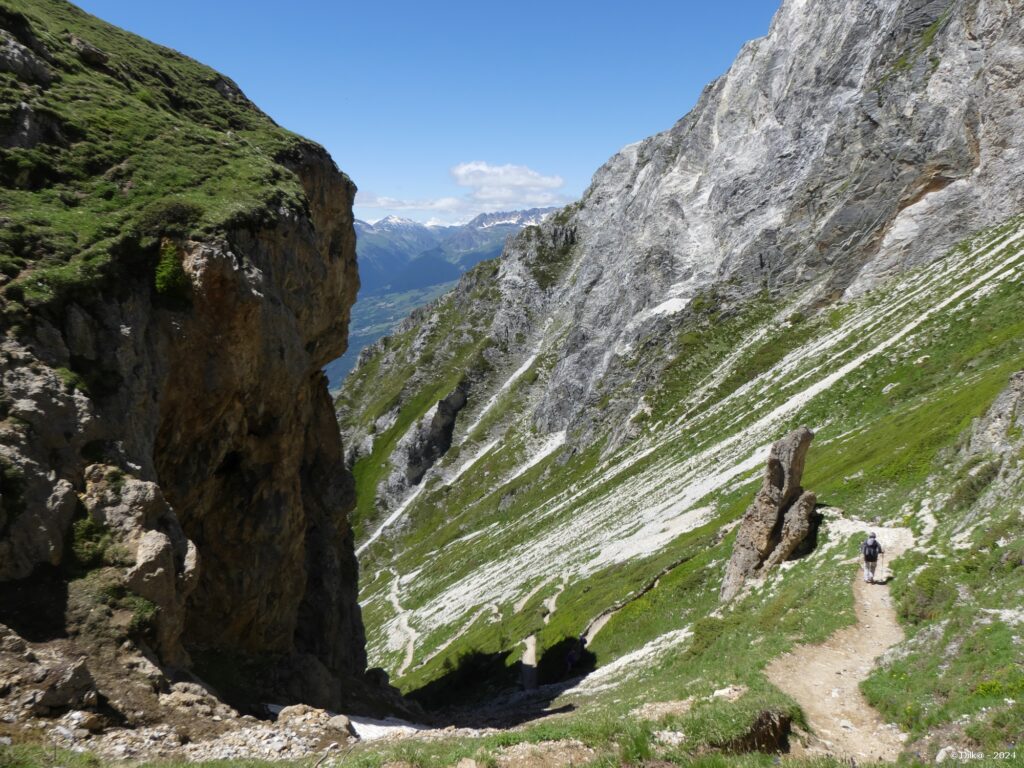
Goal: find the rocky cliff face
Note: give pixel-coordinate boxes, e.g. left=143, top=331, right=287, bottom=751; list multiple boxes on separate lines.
left=536, top=0, right=1020, bottom=434
left=0, top=0, right=386, bottom=725
left=343, top=0, right=1024, bottom=471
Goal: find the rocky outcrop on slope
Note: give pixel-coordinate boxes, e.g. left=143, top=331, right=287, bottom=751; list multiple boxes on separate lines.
left=720, top=427, right=818, bottom=601
left=400, top=382, right=470, bottom=487
left=937, top=369, right=1024, bottom=538
left=0, top=0, right=399, bottom=739
left=959, top=370, right=1024, bottom=459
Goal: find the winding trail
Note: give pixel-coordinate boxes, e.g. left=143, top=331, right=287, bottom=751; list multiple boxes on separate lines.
left=542, top=575, right=568, bottom=625
left=387, top=570, right=419, bottom=677
left=766, top=525, right=914, bottom=762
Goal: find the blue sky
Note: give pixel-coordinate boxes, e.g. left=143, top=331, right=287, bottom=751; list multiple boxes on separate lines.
left=75, top=1, right=781, bottom=224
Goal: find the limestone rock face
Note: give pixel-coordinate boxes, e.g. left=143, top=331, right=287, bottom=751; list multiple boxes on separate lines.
left=0, top=22, right=369, bottom=711
left=0, top=28, right=52, bottom=85
left=720, top=427, right=818, bottom=601
left=346, top=0, right=1024, bottom=468
left=373, top=382, right=470, bottom=514
left=960, top=370, right=1024, bottom=458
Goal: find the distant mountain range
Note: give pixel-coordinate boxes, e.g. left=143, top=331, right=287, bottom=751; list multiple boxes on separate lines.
left=355, top=208, right=556, bottom=296
left=324, top=208, right=557, bottom=389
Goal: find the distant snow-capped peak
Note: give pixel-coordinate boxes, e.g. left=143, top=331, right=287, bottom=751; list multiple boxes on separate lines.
left=467, top=208, right=558, bottom=230
left=373, top=215, right=421, bottom=229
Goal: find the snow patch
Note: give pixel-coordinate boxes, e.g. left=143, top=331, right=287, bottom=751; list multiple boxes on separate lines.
left=348, top=715, right=430, bottom=742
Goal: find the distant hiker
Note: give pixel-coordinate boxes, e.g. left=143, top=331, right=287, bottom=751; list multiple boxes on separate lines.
left=861, top=532, right=884, bottom=583
left=565, top=633, right=587, bottom=675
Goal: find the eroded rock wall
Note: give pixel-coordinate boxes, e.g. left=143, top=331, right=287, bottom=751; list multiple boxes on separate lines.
left=0, top=144, right=369, bottom=709
left=0, top=4, right=377, bottom=713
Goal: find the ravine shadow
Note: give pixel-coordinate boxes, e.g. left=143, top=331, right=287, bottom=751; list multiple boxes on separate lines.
left=405, top=635, right=597, bottom=728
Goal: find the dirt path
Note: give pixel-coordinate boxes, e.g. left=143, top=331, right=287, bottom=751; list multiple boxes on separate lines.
left=387, top=570, right=419, bottom=677
left=542, top=575, right=567, bottom=625
left=766, top=525, right=913, bottom=762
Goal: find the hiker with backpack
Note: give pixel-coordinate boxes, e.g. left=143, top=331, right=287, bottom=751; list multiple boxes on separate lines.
left=861, top=532, right=884, bottom=583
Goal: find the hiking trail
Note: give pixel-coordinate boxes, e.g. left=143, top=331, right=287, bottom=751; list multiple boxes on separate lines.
left=387, top=569, right=419, bottom=677
left=766, top=523, right=914, bottom=762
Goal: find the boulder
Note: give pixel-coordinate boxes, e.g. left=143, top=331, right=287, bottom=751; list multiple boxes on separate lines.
left=81, top=471, right=200, bottom=666
left=68, top=35, right=108, bottom=66
left=126, top=530, right=177, bottom=608
left=32, top=659, right=98, bottom=714
left=276, top=703, right=329, bottom=727
left=326, top=714, right=354, bottom=736
left=0, top=29, right=52, bottom=85
left=720, top=427, right=819, bottom=601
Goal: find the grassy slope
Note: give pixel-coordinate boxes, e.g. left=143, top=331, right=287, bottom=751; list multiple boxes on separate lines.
left=344, top=215, right=1024, bottom=763
left=0, top=0, right=322, bottom=318
left=336, top=260, right=503, bottom=540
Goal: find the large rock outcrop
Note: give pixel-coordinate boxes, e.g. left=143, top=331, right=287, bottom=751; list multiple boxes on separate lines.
left=720, top=427, right=818, bottom=601
left=0, top=0, right=386, bottom=719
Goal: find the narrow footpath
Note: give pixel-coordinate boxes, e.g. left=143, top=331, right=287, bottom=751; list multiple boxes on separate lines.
left=387, top=570, right=419, bottom=677
left=766, top=526, right=914, bottom=762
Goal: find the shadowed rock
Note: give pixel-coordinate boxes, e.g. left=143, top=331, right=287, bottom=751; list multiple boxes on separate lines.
left=720, top=427, right=818, bottom=601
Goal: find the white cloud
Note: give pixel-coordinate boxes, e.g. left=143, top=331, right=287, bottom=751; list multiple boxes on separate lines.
left=356, top=194, right=465, bottom=213
left=450, top=161, right=564, bottom=203
left=355, top=161, right=571, bottom=224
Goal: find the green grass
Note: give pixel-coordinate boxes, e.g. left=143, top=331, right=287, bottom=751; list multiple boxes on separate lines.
left=891, top=8, right=951, bottom=73
left=153, top=238, right=191, bottom=306
left=343, top=199, right=1024, bottom=761
left=4, top=740, right=1003, bottom=768
left=0, top=0, right=329, bottom=322
left=67, top=515, right=114, bottom=570
left=862, top=503, right=1024, bottom=751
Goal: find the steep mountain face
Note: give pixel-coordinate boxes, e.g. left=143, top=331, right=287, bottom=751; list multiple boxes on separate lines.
left=0, top=0, right=394, bottom=727
left=338, top=0, right=1024, bottom=757
left=342, top=0, right=1024, bottom=535
left=522, top=0, right=1021, bottom=438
